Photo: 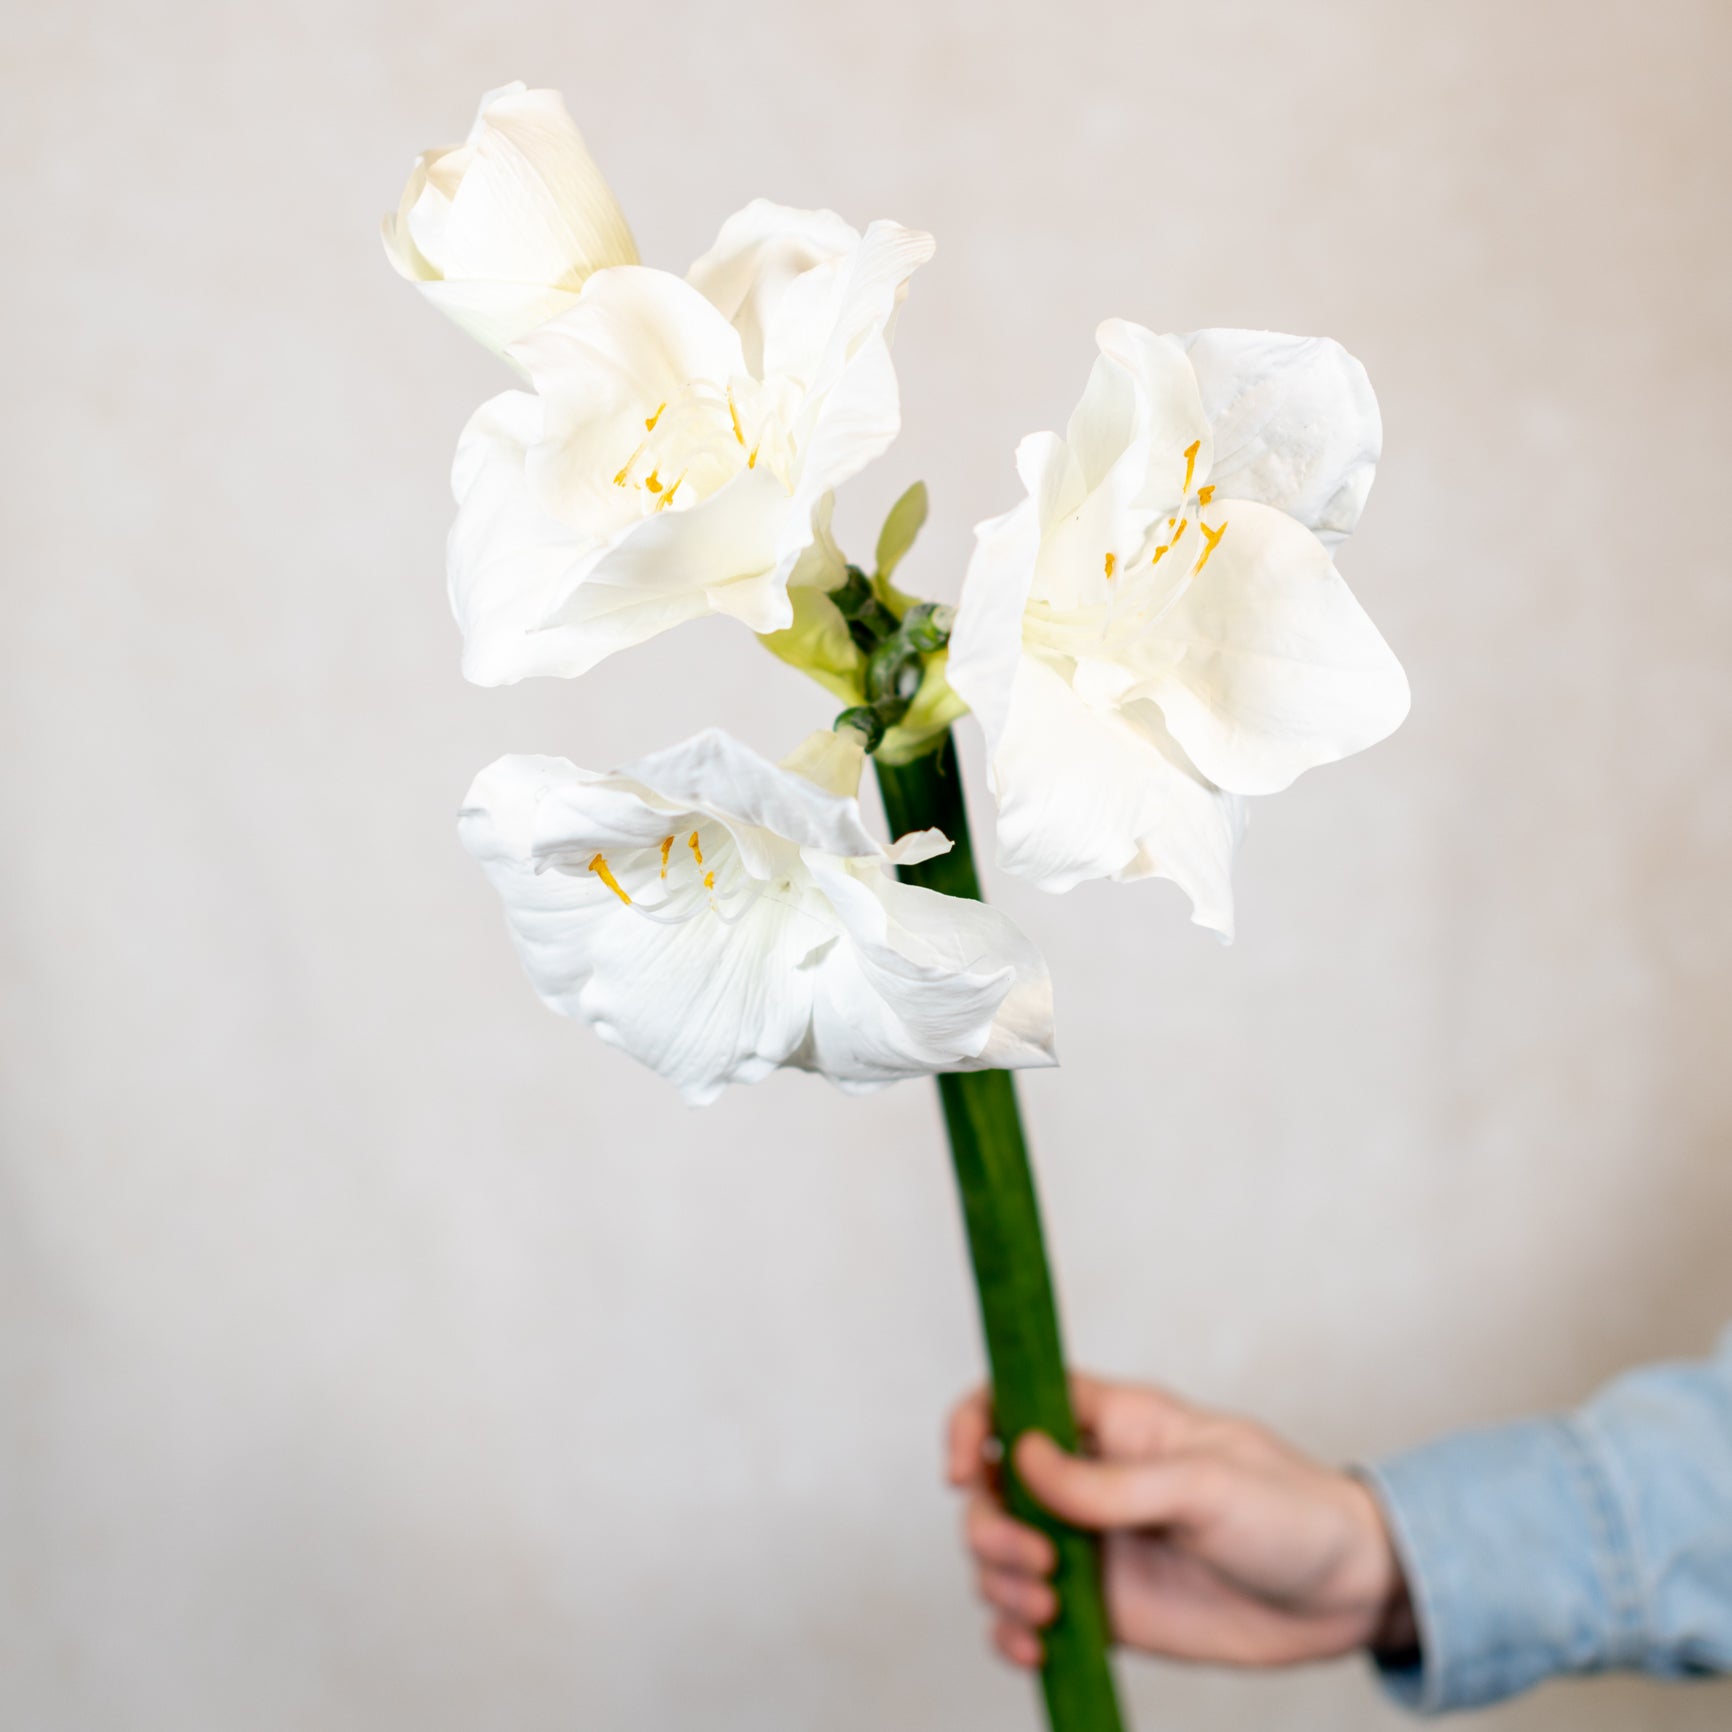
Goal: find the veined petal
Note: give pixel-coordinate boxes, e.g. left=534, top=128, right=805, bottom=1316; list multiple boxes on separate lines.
left=1144, top=499, right=1410, bottom=795
left=463, top=772, right=815, bottom=1105
left=991, top=656, right=1244, bottom=936
left=803, top=856, right=1056, bottom=1085
left=1177, top=329, right=1381, bottom=547
left=865, top=874, right=1056, bottom=1074
left=383, top=83, right=637, bottom=360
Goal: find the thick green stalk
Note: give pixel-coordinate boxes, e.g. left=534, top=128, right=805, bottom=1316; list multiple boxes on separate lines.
left=876, top=733, right=1127, bottom=1732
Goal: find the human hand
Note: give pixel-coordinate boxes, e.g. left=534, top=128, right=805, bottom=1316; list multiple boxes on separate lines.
left=948, top=1373, right=1415, bottom=1671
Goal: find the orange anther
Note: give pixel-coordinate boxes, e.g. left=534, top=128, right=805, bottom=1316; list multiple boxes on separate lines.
left=1195, top=518, right=1227, bottom=574
left=588, top=852, right=632, bottom=905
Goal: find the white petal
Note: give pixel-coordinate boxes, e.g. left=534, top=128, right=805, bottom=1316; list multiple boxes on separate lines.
left=1075, top=319, right=1211, bottom=507
left=1033, top=321, right=1210, bottom=610
left=460, top=753, right=830, bottom=1104
left=1144, top=500, right=1410, bottom=795
left=609, top=728, right=883, bottom=865
left=881, top=829, right=953, bottom=868
left=687, top=199, right=863, bottom=377
left=777, top=728, right=866, bottom=799
left=785, top=220, right=937, bottom=522
left=1177, top=329, right=1381, bottom=547
left=867, top=875, right=1057, bottom=1074
left=383, top=84, right=637, bottom=359
left=406, top=278, right=581, bottom=374
left=511, top=266, right=747, bottom=505
left=948, top=446, right=1056, bottom=757
left=990, top=655, right=1245, bottom=936
left=422, top=84, right=636, bottom=289
left=446, top=390, right=617, bottom=687
left=803, top=857, right=1057, bottom=1083
left=572, top=467, right=794, bottom=634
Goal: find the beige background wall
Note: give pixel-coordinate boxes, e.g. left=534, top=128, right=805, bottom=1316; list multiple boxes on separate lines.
left=4, top=2, right=1730, bottom=1727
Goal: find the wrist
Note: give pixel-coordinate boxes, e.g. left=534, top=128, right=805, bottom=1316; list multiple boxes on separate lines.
left=1341, top=1473, right=1418, bottom=1660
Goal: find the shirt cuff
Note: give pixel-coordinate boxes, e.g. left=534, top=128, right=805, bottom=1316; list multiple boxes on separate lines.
left=1361, top=1417, right=1643, bottom=1714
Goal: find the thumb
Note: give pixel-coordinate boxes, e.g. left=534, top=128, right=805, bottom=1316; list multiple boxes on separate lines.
left=1013, top=1432, right=1197, bottom=1532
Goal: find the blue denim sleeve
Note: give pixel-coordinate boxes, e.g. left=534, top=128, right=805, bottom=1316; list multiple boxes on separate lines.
left=1361, top=1329, right=1732, bottom=1714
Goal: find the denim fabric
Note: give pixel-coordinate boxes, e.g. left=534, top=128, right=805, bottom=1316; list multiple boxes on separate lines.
left=1363, top=1329, right=1732, bottom=1714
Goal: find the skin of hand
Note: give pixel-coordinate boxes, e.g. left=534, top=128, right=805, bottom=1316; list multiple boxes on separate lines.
left=948, top=1373, right=1417, bottom=1672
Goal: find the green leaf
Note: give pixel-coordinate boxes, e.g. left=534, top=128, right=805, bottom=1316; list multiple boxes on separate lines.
left=873, top=480, right=929, bottom=584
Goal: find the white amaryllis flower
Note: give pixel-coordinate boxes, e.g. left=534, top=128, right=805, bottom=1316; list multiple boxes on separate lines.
left=949, top=321, right=1409, bottom=938
left=382, top=82, right=638, bottom=360
left=448, top=202, right=934, bottom=685
left=459, top=727, right=1054, bottom=1104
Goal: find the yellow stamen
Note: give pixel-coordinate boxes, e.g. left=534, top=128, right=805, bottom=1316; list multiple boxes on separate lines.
left=588, top=852, right=631, bottom=905
left=1171, top=517, right=1188, bottom=545
left=728, top=392, right=746, bottom=447
left=1103, top=551, right=1116, bottom=579
left=1194, top=518, right=1227, bottom=574
left=644, top=402, right=665, bottom=432
left=703, top=869, right=715, bottom=891
left=688, top=830, right=704, bottom=867
left=644, top=469, right=664, bottom=494
left=659, top=836, right=673, bottom=879
left=1151, top=543, right=1169, bottom=565
left=654, top=472, right=683, bottom=511
left=1196, top=484, right=1215, bottom=506
left=1182, top=440, right=1200, bottom=494
left=747, top=442, right=760, bottom=470
left=613, top=434, right=650, bottom=488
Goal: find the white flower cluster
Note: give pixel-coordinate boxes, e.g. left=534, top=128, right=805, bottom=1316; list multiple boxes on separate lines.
left=389, top=84, right=1408, bottom=1102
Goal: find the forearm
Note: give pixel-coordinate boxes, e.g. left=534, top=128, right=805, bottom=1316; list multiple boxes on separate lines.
left=1363, top=1333, right=1732, bottom=1714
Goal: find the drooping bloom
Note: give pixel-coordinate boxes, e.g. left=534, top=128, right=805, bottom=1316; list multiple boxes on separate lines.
left=447, top=203, right=934, bottom=685
left=382, top=82, right=639, bottom=360
left=948, top=321, right=1409, bottom=938
left=459, top=727, right=1055, bottom=1104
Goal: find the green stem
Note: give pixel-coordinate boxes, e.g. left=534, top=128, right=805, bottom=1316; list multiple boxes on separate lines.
left=875, top=733, right=1127, bottom=1732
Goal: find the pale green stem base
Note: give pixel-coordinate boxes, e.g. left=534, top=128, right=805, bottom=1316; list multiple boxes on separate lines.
left=876, top=734, right=1128, bottom=1732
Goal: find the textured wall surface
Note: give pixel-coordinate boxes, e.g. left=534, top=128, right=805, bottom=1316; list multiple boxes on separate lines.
left=4, top=2, right=1730, bottom=1728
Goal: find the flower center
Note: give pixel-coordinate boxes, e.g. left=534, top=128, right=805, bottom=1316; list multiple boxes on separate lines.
left=580, top=822, right=779, bottom=927
left=608, top=375, right=802, bottom=513
left=1093, top=447, right=1231, bottom=606
left=609, top=386, right=744, bottom=513
left=1025, top=442, right=1234, bottom=670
